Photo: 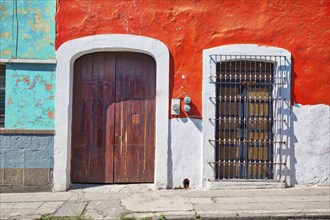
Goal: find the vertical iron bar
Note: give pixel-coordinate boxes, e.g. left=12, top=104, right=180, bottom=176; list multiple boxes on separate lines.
left=215, top=55, right=220, bottom=179
left=264, top=56, right=268, bottom=178
left=228, top=57, right=232, bottom=178
left=279, top=56, right=283, bottom=180
left=260, top=58, right=264, bottom=179
left=254, top=57, right=258, bottom=179
left=223, top=55, right=227, bottom=178
left=234, top=58, right=237, bottom=178
left=244, top=56, right=248, bottom=178
left=268, top=56, right=273, bottom=178
left=238, top=58, right=242, bottom=178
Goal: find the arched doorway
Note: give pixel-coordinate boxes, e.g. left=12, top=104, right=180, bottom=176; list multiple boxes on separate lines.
left=54, top=34, right=169, bottom=191
left=71, top=52, right=156, bottom=183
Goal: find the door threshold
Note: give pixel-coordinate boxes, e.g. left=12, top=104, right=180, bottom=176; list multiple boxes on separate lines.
left=207, top=179, right=286, bottom=190
left=69, top=183, right=155, bottom=192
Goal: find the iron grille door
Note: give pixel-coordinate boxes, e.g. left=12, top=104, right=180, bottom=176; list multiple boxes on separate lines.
left=215, top=59, right=274, bottom=180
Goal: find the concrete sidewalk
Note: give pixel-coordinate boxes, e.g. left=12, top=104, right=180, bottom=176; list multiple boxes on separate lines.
left=0, top=185, right=329, bottom=220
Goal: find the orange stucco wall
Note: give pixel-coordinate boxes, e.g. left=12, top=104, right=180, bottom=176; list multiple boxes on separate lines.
left=56, top=0, right=330, bottom=117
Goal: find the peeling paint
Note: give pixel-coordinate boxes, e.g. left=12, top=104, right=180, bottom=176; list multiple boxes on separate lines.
left=7, top=97, right=13, bottom=105
left=5, top=64, right=56, bottom=129
left=1, top=32, right=10, bottom=38
left=48, top=111, right=54, bottom=119
left=1, top=50, right=10, bottom=55
left=45, top=84, right=52, bottom=91
left=0, top=0, right=55, bottom=59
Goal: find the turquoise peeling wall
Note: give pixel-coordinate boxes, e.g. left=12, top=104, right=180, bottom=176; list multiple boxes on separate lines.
left=6, top=64, right=55, bottom=129
left=0, top=0, right=55, bottom=129
left=0, top=0, right=55, bottom=59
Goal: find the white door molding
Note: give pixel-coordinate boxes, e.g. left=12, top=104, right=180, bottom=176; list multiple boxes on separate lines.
left=54, top=34, right=169, bottom=191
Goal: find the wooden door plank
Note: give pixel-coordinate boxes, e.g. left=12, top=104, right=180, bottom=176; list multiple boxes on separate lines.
left=114, top=53, right=127, bottom=182
left=114, top=53, right=156, bottom=183
left=144, top=55, right=156, bottom=182
left=104, top=53, right=116, bottom=183
left=71, top=52, right=116, bottom=183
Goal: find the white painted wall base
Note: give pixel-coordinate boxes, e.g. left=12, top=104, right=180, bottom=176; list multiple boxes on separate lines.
left=166, top=104, right=329, bottom=189
left=293, top=104, right=330, bottom=186
left=168, top=118, right=202, bottom=188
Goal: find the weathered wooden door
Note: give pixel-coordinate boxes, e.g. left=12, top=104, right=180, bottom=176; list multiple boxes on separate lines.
left=71, top=52, right=156, bottom=183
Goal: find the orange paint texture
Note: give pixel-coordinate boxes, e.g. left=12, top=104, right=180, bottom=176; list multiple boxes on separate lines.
left=56, top=0, right=330, bottom=117
left=46, top=84, right=52, bottom=91
left=48, top=111, right=54, bottom=119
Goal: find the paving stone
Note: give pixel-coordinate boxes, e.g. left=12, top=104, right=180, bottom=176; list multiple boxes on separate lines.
left=68, top=191, right=88, bottom=202
left=198, top=210, right=240, bottom=218
left=34, top=201, right=63, bottom=215
left=236, top=202, right=272, bottom=210
left=0, top=202, right=14, bottom=209
left=259, top=202, right=287, bottom=209
left=309, top=195, right=330, bottom=202
left=300, top=187, right=330, bottom=196
left=0, top=208, right=12, bottom=218
left=7, top=208, right=37, bottom=217
left=213, top=196, right=257, bottom=203
left=283, top=195, right=315, bottom=201
left=80, top=192, right=111, bottom=200
left=183, top=190, right=229, bottom=198
left=84, top=199, right=124, bottom=220
left=194, top=203, right=241, bottom=212
left=254, top=195, right=290, bottom=202
left=27, top=192, right=73, bottom=202
left=54, top=201, right=87, bottom=216
left=193, top=203, right=217, bottom=211
left=189, top=197, right=214, bottom=204
left=0, top=193, right=35, bottom=202
left=132, top=211, right=196, bottom=219
left=12, top=201, right=43, bottom=209
left=281, top=201, right=330, bottom=210
left=222, top=188, right=309, bottom=197
left=122, top=194, right=193, bottom=212
left=213, top=203, right=242, bottom=211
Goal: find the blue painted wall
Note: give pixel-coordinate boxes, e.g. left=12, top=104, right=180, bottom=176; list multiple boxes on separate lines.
left=0, top=0, right=55, bottom=192
left=0, top=0, right=56, bottom=129
left=5, top=64, right=55, bottom=129
left=0, top=135, right=54, bottom=168
left=0, top=0, right=55, bottom=59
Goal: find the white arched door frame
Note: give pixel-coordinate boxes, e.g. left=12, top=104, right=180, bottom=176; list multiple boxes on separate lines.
left=54, top=34, right=169, bottom=191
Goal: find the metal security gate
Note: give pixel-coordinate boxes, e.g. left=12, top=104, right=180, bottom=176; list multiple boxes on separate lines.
left=209, top=55, right=286, bottom=180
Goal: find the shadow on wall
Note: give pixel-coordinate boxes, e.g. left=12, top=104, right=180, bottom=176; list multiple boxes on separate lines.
left=274, top=57, right=297, bottom=187
left=167, top=52, right=175, bottom=189
left=180, top=117, right=202, bottom=132
left=288, top=56, right=298, bottom=186
left=276, top=102, right=298, bottom=186
left=167, top=120, right=173, bottom=188
left=290, top=57, right=297, bottom=106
